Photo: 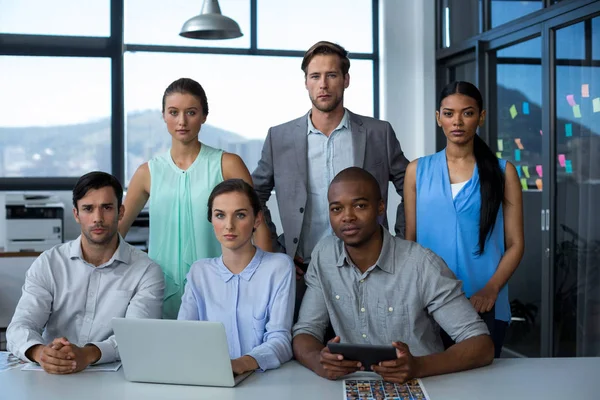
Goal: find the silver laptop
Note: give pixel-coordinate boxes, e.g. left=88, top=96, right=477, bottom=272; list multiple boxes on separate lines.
left=112, top=318, right=253, bottom=387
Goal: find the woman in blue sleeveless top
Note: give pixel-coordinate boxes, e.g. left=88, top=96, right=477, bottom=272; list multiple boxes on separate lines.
left=119, top=78, right=272, bottom=319
left=404, top=81, right=524, bottom=357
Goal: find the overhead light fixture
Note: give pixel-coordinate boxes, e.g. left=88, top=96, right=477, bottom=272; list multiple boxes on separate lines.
left=179, top=0, right=243, bottom=40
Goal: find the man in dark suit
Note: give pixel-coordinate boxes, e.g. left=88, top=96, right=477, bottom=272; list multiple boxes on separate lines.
left=252, top=41, right=409, bottom=319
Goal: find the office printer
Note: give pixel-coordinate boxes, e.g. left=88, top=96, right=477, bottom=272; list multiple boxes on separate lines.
left=5, top=193, right=64, bottom=252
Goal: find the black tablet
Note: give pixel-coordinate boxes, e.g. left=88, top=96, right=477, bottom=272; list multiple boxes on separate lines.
left=327, top=343, right=397, bottom=371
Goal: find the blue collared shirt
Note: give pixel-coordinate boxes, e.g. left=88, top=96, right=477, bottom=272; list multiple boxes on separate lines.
left=177, top=248, right=295, bottom=371
left=300, top=109, right=354, bottom=261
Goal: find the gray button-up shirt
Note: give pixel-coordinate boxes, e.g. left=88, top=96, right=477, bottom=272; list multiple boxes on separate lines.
left=299, top=110, right=354, bottom=261
left=293, top=228, right=489, bottom=356
left=7, top=236, right=164, bottom=363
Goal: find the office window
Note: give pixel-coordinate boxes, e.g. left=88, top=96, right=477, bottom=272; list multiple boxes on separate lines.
left=125, top=0, right=250, bottom=48
left=497, top=37, right=541, bottom=58
left=0, top=0, right=110, bottom=37
left=491, top=0, right=543, bottom=29
left=124, top=52, right=374, bottom=183
left=0, top=57, right=112, bottom=177
left=257, top=0, right=373, bottom=52
left=440, top=0, right=480, bottom=48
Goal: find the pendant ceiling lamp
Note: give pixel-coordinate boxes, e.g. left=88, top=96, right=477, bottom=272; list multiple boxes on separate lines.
left=179, top=0, right=243, bottom=40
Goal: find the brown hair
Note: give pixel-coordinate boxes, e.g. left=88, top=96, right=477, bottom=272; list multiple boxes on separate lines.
left=301, top=41, right=350, bottom=76
left=162, top=78, right=209, bottom=116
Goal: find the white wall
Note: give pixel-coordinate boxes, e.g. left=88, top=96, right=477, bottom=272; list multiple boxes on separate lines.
left=380, top=0, right=437, bottom=227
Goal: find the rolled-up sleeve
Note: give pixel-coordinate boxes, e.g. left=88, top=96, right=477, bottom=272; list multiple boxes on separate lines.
left=88, top=262, right=165, bottom=364
left=6, top=256, right=53, bottom=362
left=292, top=252, right=330, bottom=343
left=247, top=258, right=295, bottom=371
left=419, top=250, right=489, bottom=343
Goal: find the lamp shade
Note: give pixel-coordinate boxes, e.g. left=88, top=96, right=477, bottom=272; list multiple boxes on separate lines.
left=179, top=0, right=243, bottom=40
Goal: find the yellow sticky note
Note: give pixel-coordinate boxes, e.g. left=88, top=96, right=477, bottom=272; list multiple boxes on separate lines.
left=514, top=138, right=524, bottom=150
left=573, top=104, right=582, bottom=118
left=520, top=178, right=528, bottom=191
left=593, top=98, right=600, bottom=113
left=510, top=105, right=518, bottom=119
left=497, top=139, right=503, bottom=151
left=535, top=179, right=543, bottom=190
left=582, top=84, right=589, bottom=98
left=496, top=152, right=502, bottom=159
left=522, top=166, right=530, bottom=178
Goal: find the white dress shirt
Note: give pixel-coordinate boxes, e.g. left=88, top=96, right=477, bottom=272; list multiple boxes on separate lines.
left=7, top=235, right=164, bottom=364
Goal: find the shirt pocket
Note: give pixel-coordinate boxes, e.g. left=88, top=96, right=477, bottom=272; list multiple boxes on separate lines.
left=252, top=315, right=267, bottom=347
left=98, top=290, right=134, bottom=329
left=331, top=291, right=356, bottom=330
left=377, top=300, right=409, bottom=343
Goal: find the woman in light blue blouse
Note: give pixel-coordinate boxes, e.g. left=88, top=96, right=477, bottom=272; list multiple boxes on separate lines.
left=178, top=179, right=295, bottom=375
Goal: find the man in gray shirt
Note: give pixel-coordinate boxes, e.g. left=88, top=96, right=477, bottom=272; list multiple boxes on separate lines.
left=292, top=167, right=493, bottom=383
left=7, top=172, right=164, bottom=374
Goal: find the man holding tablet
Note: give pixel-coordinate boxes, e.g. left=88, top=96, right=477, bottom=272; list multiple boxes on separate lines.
left=292, top=167, right=494, bottom=383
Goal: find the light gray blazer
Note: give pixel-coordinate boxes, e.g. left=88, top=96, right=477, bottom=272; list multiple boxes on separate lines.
left=251, top=110, right=409, bottom=258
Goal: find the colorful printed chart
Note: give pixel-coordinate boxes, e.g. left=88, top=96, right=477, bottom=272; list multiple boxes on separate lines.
left=343, top=378, right=430, bottom=400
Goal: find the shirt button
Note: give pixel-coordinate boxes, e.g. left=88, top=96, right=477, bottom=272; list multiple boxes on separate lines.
left=389, top=307, right=394, bottom=312
left=335, top=295, right=340, bottom=300
left=360, top=279, right=364, bottom=283
left=362, top=334, right=367, bottom=338
left=89, top=292, right=94, bottom=297
left=293, top=238, right=298, bottom=244
left=299, top=207, right=304, bottom=213
left=360, top=307, right=365, bottom=312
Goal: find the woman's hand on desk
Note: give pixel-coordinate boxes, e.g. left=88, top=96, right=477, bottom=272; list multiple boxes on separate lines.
left=371, top=341, right=418, bottom=384
left=231, top=355, right=259, bottom=375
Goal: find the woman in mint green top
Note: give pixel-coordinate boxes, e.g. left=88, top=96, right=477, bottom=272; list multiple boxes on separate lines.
left=119, top=78, right=272, bottom=319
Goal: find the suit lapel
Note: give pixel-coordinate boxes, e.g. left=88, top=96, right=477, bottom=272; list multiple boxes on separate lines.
left=293, top=114, right=309, bottom=190
left=349, top=111, right=366, bottom=167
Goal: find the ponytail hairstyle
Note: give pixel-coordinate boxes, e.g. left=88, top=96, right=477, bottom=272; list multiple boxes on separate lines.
left=439, top=81, right=505, bottom=255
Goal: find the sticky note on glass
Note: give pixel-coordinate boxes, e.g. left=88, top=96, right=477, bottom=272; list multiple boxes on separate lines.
left=515, top=149, right=521, bottom=161
left=565, top=123, right=573, bottom=137
left=565, top=160, right=573, bottom=174
left=540, top=129, right=543, bottom=136
left=497, top=139, right=504, bottom=151
left=572, top=104, right=582, bottom=118
left=509, top=105, right=518, bottom=119
left=535, top=179, right=543, bottom=190
left=558, top=154, right=566, bottom=167
left=514, top=138, right=524, bottom=150
left=582, top=84, right=589, bottom=98
left=566, top=94, right=576, bottom=107
left=593, top=98, right=600, bottom=113
left=516, top=165, right=522, bottom=177
left=496, top=152, right=502, bottom=159
left=520, top=178, right=528, bottom=190
left=522, top=102, right=530, bottom=115
left=522, top=166, right=530, bottom=178
left=536, top=165, right=543, bottom=177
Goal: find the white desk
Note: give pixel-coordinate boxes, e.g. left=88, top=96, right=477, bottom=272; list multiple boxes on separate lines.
left=1, top=357, right=599, bottom=399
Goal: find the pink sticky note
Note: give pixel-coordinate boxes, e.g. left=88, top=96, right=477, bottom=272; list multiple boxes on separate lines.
left=536, top=165, right=543, bottom=177
left=540, top=129, right=543, bottom=136
left=558, top=154, right=566, bottom=167
left=582, top=84, right=590, bottom=98
left=566, top=94, right=576, bottom=107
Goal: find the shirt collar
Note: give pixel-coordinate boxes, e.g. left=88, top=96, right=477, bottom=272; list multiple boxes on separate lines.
left=216, top=247, right=265, bottom=282
left=335, top=227, right=395, bottom=274
left=307, top=109, right=350, bottom=135
left=69, top=234, right=129, bottom=267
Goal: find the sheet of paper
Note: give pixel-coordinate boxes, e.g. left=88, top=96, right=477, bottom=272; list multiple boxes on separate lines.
left=565, top=160, right=573, bottom=174
left=566, top=94, right=576, bottom=107
left=22, top=361, right=122, bottom=372
left=0, top=352, right=25, bottom=373
left=520, top=178, right=528, bottom=190
left=516, top=165, right=522, bottom=177
left=497, top=139, right=503, bottom=151
left=535, top=179, right=543, bottom=190
left=522, top=102, right=530, bottom=115
left=509, top=104, right=518, bottom=119
left=581, top=84, right=589, bottom=98
left=536, top=165, right=543, bottom=177
left=558, top=154, right=566, bottom=168
left=343, top=378, right=431, bottom=400
left=496, top=152, right=502, bottom=159
left=565, top=123, right=573, bottom=137
left=522, top=166, right=530, bottom=178
left=514, top=138, right=524, bottom=150
left=572, top=104, right=582, bottom=118
left=540, top=129, right=543, bottom=136
left=593, top=98, right=600, bottom=113
left=515, top=149, right=521, bottom=162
